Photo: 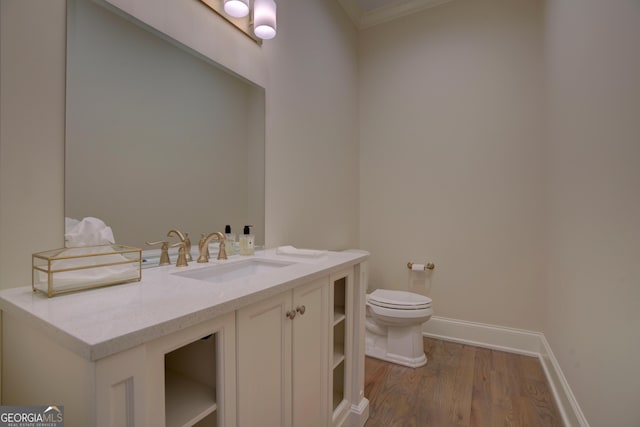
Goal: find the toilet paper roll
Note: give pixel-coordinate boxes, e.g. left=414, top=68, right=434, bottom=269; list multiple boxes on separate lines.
left=411, top=263, right=425, bottom=271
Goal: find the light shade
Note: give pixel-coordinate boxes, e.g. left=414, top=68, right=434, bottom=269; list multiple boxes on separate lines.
left=224, top=0, right=249, bottom=18
left=253, top=0, right=277, bottom=40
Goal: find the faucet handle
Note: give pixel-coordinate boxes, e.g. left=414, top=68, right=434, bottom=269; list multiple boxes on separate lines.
left=198, top=234, right=210, bottom=263
left=217, top=239, right=228, bottom=260
left=171, top=242, right=189, bottom=267
left=183, top=233, right=192, bottom=262
left=146, top=240, right=171, bottom=265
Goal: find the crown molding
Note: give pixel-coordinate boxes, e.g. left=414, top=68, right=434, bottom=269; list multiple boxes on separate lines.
left=338, top=0, right=454, bottom=29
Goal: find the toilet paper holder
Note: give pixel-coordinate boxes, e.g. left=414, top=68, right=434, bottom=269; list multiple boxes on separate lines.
left=407, top=261, right=435, bottom=271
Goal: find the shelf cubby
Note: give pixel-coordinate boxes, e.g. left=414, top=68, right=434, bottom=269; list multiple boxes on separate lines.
left=165, top=334, right=218, bottom=427
left=333, top=307, right=345, bottom=326
left=332, top=360, right=345, bottom=411
left=332, top=276, right=348, bottom=414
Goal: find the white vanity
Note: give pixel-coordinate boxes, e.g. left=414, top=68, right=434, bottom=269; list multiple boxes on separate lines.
left=0, top=249, right=370, bottom=427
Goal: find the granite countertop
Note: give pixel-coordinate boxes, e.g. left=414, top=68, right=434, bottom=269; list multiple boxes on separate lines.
left=0, top=249, right=368, bottom=361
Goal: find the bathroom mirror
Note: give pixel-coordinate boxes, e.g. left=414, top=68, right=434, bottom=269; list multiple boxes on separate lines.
left=65, top=0, right=265, bottom=250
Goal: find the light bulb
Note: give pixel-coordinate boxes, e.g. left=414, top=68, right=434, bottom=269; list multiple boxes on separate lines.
left=224, top=0, right=249, bottom=18
left=253, top=0, right=277, bottom=40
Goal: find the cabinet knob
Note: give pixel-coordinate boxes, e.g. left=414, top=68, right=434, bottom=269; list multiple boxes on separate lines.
left=286, top=310, right=297, bottom=320
left=296, top=305, right=306, bottom=315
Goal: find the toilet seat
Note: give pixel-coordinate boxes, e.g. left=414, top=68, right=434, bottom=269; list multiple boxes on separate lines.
left=368, top=289, right=432, bottom=310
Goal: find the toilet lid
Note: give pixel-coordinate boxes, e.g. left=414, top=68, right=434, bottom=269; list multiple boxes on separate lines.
left=368, top=289, right=432, bottom=310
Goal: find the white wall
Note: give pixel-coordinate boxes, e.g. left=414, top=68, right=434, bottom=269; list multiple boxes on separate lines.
left=0, top=0, right=67, bottom=402
left=263, top=0, right=360, bottom=250
left=544, top=0, right=640, bottom=425
left=0, top=0, right=66, bottom=294
left=358, top=0, right=545, bottom=331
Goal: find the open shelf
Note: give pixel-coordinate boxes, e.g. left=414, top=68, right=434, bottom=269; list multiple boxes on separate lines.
left=165, top=369, right=216, bottom=427
left=332, top=275, right=348, bottom=415
left=333, top=343, right=345, bottom=369
left=165, top=334, right=218, bottom=427
left=332, top=360, right=345, bottom=411
left=333, top=391, right=347, bottom=414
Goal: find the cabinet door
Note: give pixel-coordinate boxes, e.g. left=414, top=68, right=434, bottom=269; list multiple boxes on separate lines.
left=237, top=291, right=292, bottom=427
left=292, top=277, right=330, bottom=427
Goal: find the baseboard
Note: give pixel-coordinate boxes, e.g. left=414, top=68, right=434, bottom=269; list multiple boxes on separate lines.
left=348, top=397, right=369, bottom=427
left=538, top=334, right=590, bottom=427
left=423, top=316, right=542, bottom=357
left=423, top=316, right=589, bottom=427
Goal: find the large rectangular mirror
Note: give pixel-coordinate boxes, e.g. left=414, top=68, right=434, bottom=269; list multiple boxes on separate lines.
left=65, top=0, right=265, bottom=250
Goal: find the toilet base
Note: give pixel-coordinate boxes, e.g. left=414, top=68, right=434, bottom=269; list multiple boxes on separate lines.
left=365, top=344, right=427, bottom=368
left=365, top=321, right=428, bottom=368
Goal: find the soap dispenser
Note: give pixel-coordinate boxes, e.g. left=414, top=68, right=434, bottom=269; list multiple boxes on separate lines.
left=239, top=225, right=255, bottom=256
left=225, top=225, right=236, bottom=256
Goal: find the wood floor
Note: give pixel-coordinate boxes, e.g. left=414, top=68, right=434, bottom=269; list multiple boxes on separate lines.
left=364, top=337, right=562, bottom=427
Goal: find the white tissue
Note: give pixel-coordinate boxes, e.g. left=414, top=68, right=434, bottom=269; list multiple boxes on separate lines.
left=65, top=217, right=115, bottom=247
left=65, top=217, right=80, bottom=231
left=276, top=245, right=327, bottom=257
left=411, top=263, right=425, bottom=271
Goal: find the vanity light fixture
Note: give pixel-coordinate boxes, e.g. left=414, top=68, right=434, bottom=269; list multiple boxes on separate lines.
left=224, top=0, right=250, bottom=18
left=253, top=0, right=277, bottom=40
left=211, top=0, right=277, bottom=41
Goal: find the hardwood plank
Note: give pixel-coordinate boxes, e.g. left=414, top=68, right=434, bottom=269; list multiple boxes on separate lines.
left=493, top=350, right=520, bottom=426
left=368, top=363, right=422, bottom=426
left=440, top=341, right=475, bottom=427
left=364, top=356, right=390, bottom=403
left=416, top=339, right=474, bottom=427
left=470, top=347, right=492, bottom=427
left=513, top=355, right=563, bottom=427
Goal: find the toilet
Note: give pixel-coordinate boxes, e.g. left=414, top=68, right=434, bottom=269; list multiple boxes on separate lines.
left=365, top=289, right=433, bottom=368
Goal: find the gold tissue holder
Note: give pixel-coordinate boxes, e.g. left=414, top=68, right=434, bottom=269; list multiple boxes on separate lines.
left=32, top=244, right=142, bottom=297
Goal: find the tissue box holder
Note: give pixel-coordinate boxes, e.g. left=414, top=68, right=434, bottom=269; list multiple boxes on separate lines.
left=32, top=245, right=142, bottom=297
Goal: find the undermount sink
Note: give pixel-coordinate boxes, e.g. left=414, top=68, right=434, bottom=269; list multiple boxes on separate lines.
left=172, top=258, right=295, bottom=283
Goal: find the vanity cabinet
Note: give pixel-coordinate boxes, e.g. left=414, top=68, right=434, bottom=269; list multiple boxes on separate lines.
left=0, top=251, right=370, bottom=427
left=236, top=276, right=330, bottom=427
left=1, top=311, right=235, bottom=427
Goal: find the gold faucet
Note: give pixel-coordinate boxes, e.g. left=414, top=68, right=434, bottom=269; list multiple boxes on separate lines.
left=167, top=229, right=192, bottom=262
left=198, top=232, right=227, bottom=262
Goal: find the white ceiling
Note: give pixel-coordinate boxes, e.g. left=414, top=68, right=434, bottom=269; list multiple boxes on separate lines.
left=338, top=0, right=453, bottom=29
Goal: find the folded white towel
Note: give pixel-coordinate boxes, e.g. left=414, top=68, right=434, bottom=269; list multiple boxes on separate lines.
left=276, top=245, right=327, bottom=257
